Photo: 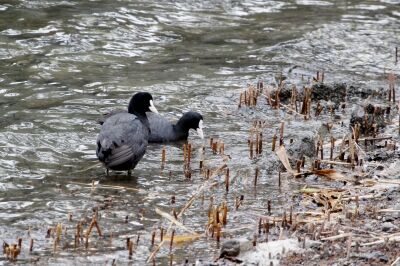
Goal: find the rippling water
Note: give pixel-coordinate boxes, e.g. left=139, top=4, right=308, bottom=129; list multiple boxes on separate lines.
left=0, top=0, right=399, bottom=264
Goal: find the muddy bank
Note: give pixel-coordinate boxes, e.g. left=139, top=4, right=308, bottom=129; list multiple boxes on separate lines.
left=204, top=78, right=400, bottom=266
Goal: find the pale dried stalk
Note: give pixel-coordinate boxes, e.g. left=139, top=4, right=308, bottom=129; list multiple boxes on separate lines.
left=319, top=160, right=351, bottom=166
left=321, top=233, right=352, bottom=241
left=147, top=164, right=226, bottom=263
left=69, top=181, right=141, bottom=192
left=360, top=234, right=400, bottom=247
left=155, top=208, right=199, bottom=235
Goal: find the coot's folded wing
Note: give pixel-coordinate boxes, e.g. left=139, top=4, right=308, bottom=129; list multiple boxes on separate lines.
left=147, top=113, right=175, bottom=142
left=97, top=113, right=149, bottom=170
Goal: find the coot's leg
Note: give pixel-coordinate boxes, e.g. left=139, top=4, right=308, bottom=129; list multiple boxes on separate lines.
left=127, top=169, right=132, bottom=176
left=106, top=168, right=109, bottom=176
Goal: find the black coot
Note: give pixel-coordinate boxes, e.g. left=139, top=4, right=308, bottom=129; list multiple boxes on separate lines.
left=96, top=92, right=158, bottom=173
left=99, top=111, right=204, bottom=143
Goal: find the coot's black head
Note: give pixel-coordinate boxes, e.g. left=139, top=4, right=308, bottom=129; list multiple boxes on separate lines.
left=128, top=92, right=158, bottom=115
left=177, top=111, right=204, bottom=139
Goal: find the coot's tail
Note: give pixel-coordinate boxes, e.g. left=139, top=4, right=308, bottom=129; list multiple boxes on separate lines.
left=96, top=140, right=112, bottom=162
left=96, top=139, right=134, bottom=170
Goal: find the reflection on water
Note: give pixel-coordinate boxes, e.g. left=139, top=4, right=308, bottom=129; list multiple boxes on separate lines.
left=0, top=0, right=399, bottom=264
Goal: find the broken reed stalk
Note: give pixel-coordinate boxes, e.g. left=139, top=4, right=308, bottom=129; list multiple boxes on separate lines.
left=128, top=240, right=133, bottom=260
left=136, top=234, right=141, bottom=246
left=356, top=124, right=360, bottom=143
left=272, top=134, right=277, bottom=151
left=300, top=87, right=312, bottom=118
left=300, top=87, right=308, bottom=115
left=388, top=73, right=396, bottom=103
left=349, top=135, right=356, bottom=169
left=330, top=137, right=335, bottom=160
left=254, top=167, right=259, bottom=187
left=307, top=97, right=312, bottom=119
left=187, top=143, right=192, bottom=164
left=183, top=143, right=192, bottom=179
left=56, top=223, right=62, bottom=240
left=235, top=195, right=244, bottom=210
left=255, top=133, right=259, bottom=155
left=252, top=86, right=258, bottom=107
left=296, top=160, right=302, bottom=173
left=320, top=139, right=324, bottom=160
left=214, top=206, right=220, bottom=226
left=85, top=214, right=102, bottom=249
left=161, top=147, right=166, bottom=169
left=199, top=146, right=205, bottom=171
left=75, top=222, right=81, bottom=247
left=268, top=200, right=271, bottom=215
left=257, top=79, right=264, bottom=92
left=222, top=201, right=228, bottom=225
left=338, top=135, right=346, bottom=161
left=249, top=139, right=254, bottom=159
left=219, top=142, right=225, bottom=155
left=282, top=211, right=287, bottom=228
left=278, top=172, right=281, bottom=187
left=315, top=101, right=322, bottom=116
left=169, top=230, right=175, bottom=253
left=206, top=169, right=211, bottom=180
left=225, top=168, right=230, bottom=192
left=183, top=143, right=187, bottom=163
left=248, top=87, right=252, bottom=106
left=290, top=85, right=297, bottom=110
left=151, top=231, right=156, bottom=246
left=216, top=223, right=221, bottom=243
left=258, top=132, right=263, bottom=155
left=274, top=89, right=280, bottom=109
left=29, top=238, right=34, bottom=252
left=54, top=223, right=62, bottom=252
left=212, top=141, right=218, bottom=154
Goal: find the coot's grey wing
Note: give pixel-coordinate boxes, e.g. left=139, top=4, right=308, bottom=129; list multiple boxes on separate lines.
left=147, top=113, right=175, bottom=142
left=97, top=113, right=148, bottom=170
left=104, top=144, right=134, bottom=169
left=97, top=109, right=127, bottom=125
left=106, top=128, right=148, bottom=170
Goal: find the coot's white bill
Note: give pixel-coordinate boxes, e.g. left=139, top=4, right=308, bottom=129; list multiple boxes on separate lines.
left=196, top=119, right=204, bottom=139
left=149, top=100, right=158, bottom=114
